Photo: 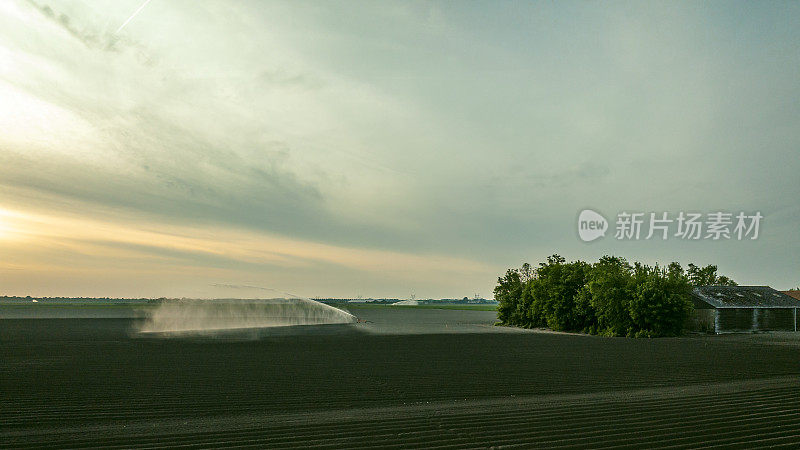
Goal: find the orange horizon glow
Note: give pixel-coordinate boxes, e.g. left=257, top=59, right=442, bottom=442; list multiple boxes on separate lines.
left=0, top=204, right=496, bottom=298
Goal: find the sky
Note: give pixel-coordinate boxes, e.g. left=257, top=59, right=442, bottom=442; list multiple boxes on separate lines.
left=0, top=0, right=798, bottom=299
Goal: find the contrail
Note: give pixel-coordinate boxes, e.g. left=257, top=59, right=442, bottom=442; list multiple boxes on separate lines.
left=116, top=0, right=153, bottom=34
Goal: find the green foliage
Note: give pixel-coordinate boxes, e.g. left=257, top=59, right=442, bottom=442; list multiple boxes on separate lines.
left=628, top=265, right=693, bottom=337
left=494, top=267, right=524, bottom=325
left=495, top=255, right=733, bottom=338
left=532, top=257, right=592, bottom=332
left=585, top=256, right=635, bottom=336
left=686, top=263, right=737, bottom=286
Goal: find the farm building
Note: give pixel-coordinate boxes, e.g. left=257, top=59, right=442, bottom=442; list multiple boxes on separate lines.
left=782, top=290, right=800, bottom=301
left=691, top=286, right=800, bottom=333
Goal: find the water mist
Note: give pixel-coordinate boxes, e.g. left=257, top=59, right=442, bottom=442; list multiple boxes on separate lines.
left=138, top=298, right=356, bottom=334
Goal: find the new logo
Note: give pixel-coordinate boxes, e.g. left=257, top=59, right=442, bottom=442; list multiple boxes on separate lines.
left=578, top=209, right=608, bottom=242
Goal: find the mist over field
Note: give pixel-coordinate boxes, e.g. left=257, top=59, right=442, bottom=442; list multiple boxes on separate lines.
left=138, top=298, right=356, bottom=334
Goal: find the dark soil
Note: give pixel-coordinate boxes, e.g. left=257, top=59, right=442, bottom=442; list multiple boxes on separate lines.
left=3, top=309, right=800, bottom=448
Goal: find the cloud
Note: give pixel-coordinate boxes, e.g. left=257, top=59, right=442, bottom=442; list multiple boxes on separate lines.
left=0, top=0, right=798, bottom=296
left=2, top=2, right=339, bottom=243
left=259, top=69, right=324, bottom=91
left=3, top=1, right=436, bottom=253
left=212, top=283, right=278, bottom=291
left=26, top=1, right=131, bottom=53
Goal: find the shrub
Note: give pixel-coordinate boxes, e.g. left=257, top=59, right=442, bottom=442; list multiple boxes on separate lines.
left=494, top=255, right=729, bottom=337
left=524, top=256, right=592, bottom=332
left=628, top=265, right=693, bottom=337
left=495, top=268, right=524, bottom=326
left=584, top=256, right=635, bottom=336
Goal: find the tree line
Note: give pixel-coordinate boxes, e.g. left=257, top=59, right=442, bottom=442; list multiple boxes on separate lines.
left=494, top=255, right=736, bottom=337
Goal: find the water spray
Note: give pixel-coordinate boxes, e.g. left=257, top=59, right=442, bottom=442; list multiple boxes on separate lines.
left=138, top=288, right=359, bottom=334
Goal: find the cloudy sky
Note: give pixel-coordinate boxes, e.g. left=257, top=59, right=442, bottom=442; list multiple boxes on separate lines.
left=1, top=0, right=798, bottom=298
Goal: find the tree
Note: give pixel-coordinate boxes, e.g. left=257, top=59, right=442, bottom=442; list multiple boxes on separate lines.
left=585, top=256, right=635, bottom=336
left=519, top=262, right=535, bottom=283
left=494, top=255, right=731, bottom=337
left=494, top=267, right=524, bottom=325
left=628, top=265, right=693, bottom=337
left=525, top=255, right=591, bottom=332
left=686, top=264, right=737, bottom=286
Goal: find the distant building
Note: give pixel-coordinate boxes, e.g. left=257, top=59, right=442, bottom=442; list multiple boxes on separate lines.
left=691, top=286, right=800, bottom=333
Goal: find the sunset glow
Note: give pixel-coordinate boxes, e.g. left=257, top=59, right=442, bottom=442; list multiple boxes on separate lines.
left=1, top=0, right=798, bottom=297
